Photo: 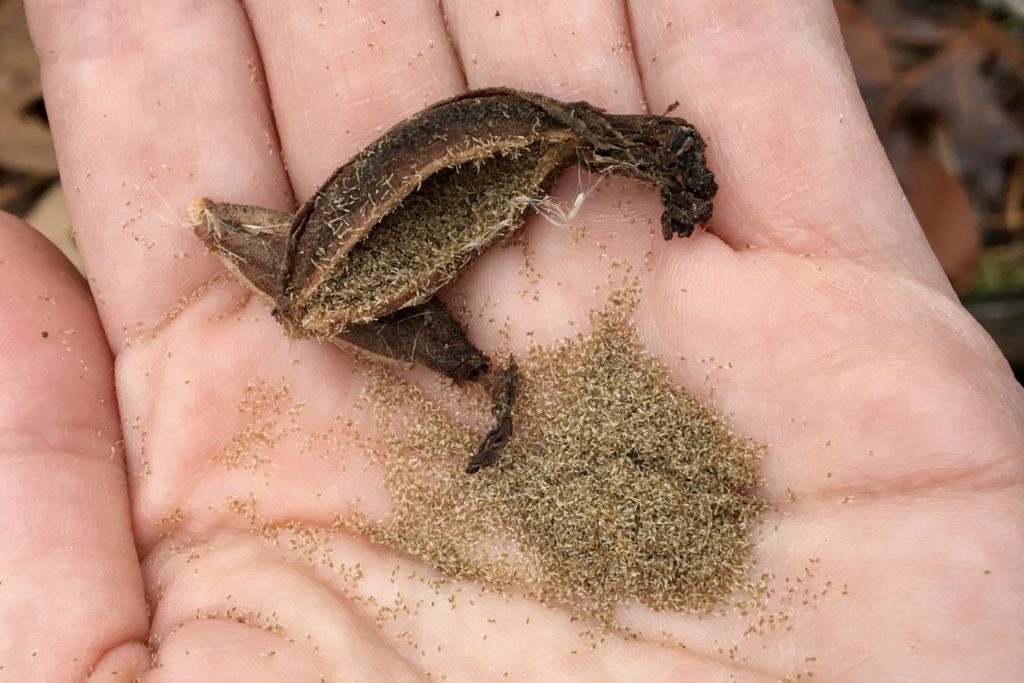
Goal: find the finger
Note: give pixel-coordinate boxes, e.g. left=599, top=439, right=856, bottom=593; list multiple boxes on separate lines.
left=0, top=214, right=148, bottom=679
left=25, top=1, right=294, bottom=353
left=627, top=0, right=950, bottom=290
left=240, top=0, right=466, bottom=198
left=442, top=0, right=645, bottom=113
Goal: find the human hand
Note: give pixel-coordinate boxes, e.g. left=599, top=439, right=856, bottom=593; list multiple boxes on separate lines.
left=3, top=1, right=1022, bottom=680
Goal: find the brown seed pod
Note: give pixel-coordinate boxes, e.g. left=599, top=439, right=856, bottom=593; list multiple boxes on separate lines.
left=190, top=88, right=717, bottom=473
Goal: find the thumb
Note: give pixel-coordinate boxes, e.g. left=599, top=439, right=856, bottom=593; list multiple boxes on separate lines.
left=0, top=214, right=148, bottom=679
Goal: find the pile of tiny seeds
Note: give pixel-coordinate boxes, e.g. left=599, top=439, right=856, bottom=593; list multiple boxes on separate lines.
left=352, top=292, right=765, bottom=624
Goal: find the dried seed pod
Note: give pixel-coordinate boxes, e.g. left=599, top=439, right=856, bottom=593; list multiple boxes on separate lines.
left=191, top=88, right=717, bottom=472
left=276, top=88, right=716, bottom=335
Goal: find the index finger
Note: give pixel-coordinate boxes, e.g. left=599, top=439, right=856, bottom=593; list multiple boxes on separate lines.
left=25, top=1, right=294, bottom=352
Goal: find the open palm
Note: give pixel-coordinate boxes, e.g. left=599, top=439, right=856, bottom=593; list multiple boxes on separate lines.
left=3, top=1, right=1022, bottom=681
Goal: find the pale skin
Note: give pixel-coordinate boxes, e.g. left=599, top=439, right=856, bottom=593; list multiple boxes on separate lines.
left=2, top=0, right=1022, bottom=680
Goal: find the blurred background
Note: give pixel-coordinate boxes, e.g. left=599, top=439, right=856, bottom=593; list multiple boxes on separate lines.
left=1, top=0, right=1022, bottom=378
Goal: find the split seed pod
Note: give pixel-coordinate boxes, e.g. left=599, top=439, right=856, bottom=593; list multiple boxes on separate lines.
left=191, top=88, right=717, bottom=472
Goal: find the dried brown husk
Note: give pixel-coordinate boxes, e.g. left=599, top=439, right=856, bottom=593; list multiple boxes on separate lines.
left=277, top=88, right=716, bottom=337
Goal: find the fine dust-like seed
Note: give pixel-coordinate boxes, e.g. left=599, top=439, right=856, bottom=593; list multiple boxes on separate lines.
left=352, top=291, right=765, bottom=624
